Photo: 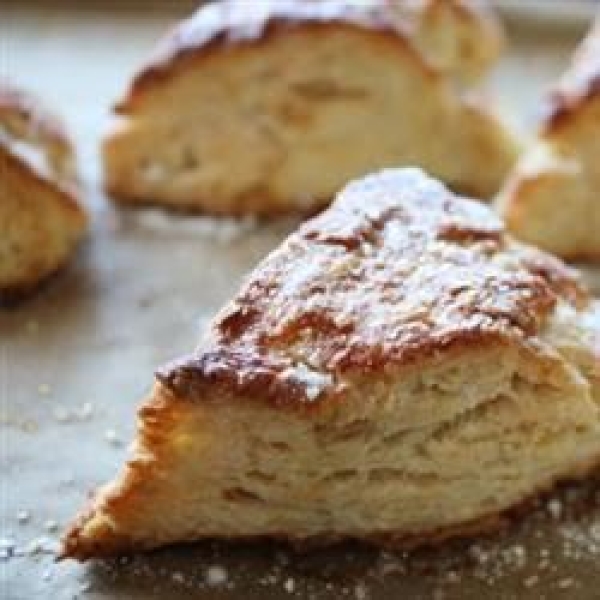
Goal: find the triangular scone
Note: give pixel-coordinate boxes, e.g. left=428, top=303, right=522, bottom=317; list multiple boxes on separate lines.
left=497, top=19, right=600, bottom=261
left=102, top=0, right=516, bottom=216
left=0, top=82, right=87, bottom=301
left=63, top=169, right=600, bottom=560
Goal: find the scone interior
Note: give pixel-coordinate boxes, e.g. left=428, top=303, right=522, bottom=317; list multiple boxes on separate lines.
left=103, top=0, right=516, bottom=215
left=63, top=169, right=600, bottom=559
left=496, top=19, right=600, bottom=261
left=0, top=83, right=87, bottom=297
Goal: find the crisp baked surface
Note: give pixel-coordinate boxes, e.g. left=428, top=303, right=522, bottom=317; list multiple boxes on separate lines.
left=159, top=168, right=584, bottom=406
left=63, top=169, right=600, bottom=559
left=0, top=81, right=87, bottom=301
left=497, top=19, right=600, bottom=261
left=103, top=0, right=515, bottom=215
left=120, top=0, right=502, bottom=107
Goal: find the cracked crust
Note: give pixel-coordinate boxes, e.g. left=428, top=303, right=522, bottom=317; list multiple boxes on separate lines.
left=159, top=168, right=586, bottom=407
left=62, top=170, right=600, bottom=560
left=103, top=0, right=514, bottom=214
left=117, top=0, right=502, bottom=113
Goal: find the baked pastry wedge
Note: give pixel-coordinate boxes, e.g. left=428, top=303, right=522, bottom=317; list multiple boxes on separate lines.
left=497, top=19, right=600, bottom=261
left=0, top=82, right=87, bottom=301
left=103, top=0, right=516, bottom=216
left=63, top=169, right=600, bottom=559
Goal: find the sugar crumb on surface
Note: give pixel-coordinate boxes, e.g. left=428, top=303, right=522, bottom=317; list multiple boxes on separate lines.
left=104, top=428, right=122, bottom=447
left=205, top=564, right=228, bottom=587
left=37, top=383, right=51, bottom=396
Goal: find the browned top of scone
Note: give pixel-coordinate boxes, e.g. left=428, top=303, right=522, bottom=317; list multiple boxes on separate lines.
left=544, top=18, right=600, bottom=133
left=116, top=0, right=432, bottom=114
left=158, top=168, right=585, bottom=407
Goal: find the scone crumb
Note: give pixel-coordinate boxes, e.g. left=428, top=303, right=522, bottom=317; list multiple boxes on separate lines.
left=0, top=538, right=16, bottom=559
left=205, top=565, right=227, bottom=587
left=53, top=405, right=72, bottom=423
left=104, top=429, right=122, bottom=447
left=171, top=571, right=185, bottom=584
left=78, top=402, right=94, bottom=420
left=37, top=384, right=51, bottom=396
left=16, top=510, right=30, bottom=525
left=44, top=520, right=59, bottom=533
left=547, top=499, right=562, bottom=520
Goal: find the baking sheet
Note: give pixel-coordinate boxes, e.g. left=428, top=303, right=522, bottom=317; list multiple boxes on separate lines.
left=1, top=4, right=599, bottom=600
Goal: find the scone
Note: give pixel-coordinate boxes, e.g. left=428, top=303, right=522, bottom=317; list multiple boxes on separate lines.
left=103, top=0, right=516, bottom=216
left=63, top=169, right=600, bottom=559
left=497, top=19, right=600, bottom=261
left=0, top=82, right=87, bottom=301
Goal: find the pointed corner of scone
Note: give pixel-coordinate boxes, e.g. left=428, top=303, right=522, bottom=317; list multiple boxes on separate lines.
left=101, top=0, right=515, bottom=216
left=63, top=168, right=600, bottom=560
left=0, top=80, right=87, bottom=303
left=497, top=18, right=600, bottom=261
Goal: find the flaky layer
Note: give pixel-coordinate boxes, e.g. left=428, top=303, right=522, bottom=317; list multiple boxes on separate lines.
left=103, top=1, right=515, bottom=214
left=63, top=170, right=600, bottom=559
left=63, top=299, right=600, bottom=558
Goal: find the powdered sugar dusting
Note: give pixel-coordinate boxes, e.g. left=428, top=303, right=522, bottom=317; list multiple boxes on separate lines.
left=281, top=363, right=333, bottom=401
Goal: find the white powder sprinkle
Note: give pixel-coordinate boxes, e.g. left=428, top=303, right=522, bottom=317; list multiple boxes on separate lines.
left=44, top=520, right=59, bottom=533
left=17, top=510, right=30, bottom=524
left=205, top=565, right=228, bottom=587
left=78, top=402, right=94, bottom=420
left=25, top=536, right=59, bottom=556
left=558, top=578, right=574, bottom=589
left=523, top=575, right=539, bottom=588
left=282, top=363, right=333, bottom=401
left=104, top=429, right=122, bottom=447
left=171, top=572, right=185, bottom=584
left=284, top=577, right=295, bottom=593
left=0, top=538, right=15, bottom=559
left=53, top=405, right=72, bottom=423
left=547, top=499, right=562, bottom=520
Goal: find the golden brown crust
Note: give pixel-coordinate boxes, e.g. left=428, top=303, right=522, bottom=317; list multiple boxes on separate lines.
left=116, top=0, right=412, bottom=114
left=544, top=17, right=600, bottom=135
left=0, top=81, right=87, bottom=301
left=157, top=169, right=586, bottom=407
left=115, top=0, right=502, bottom=115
